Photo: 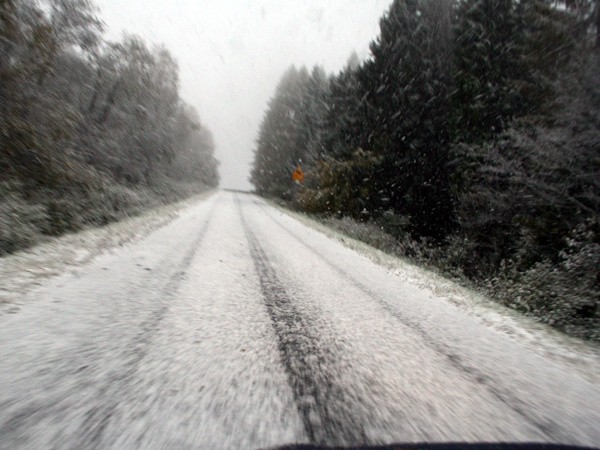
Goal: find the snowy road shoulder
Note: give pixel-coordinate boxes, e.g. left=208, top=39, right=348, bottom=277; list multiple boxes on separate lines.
left=0, top=191, right=216, bottom=313
left=262, top=197, right=600, bottom=383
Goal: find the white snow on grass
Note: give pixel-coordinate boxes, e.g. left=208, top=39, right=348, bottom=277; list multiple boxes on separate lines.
left=0, top=191, right=216, bottom=314
left=271, top=202, right=600, bottom=383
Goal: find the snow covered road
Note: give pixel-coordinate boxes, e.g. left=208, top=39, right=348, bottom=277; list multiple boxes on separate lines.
left=0, top=191, right=599, bottom=449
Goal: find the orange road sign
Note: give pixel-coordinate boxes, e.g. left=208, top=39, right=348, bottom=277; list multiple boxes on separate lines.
left=292, top=165, right=304, bottom=183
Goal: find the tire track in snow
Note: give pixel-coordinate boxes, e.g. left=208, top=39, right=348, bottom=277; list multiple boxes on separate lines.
left=254, top=200, right=577, bottom=445
left=76, top=199, right=218, bottom=447
left=0, top=199, right=218, bottom=448
left=236, top=195, right=369, bottom=446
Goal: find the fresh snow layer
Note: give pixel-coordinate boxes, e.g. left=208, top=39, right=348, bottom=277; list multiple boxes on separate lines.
left=0, top=191, right=598, bottom=449
left=0, top=192, right=213, bottom=312
left=274, top=202, right=600, bottom=384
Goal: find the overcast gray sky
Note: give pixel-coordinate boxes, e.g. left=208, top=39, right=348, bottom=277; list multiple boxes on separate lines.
left=95, top=0, right=391, bottom=189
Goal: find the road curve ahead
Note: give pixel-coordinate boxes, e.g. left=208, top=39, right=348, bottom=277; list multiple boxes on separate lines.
left=0, top=192, right=598, bottom=449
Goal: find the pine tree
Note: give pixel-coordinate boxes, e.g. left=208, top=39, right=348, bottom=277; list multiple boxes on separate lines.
left=357, top=0, right=456, bottom=238
left=250, top=66, right=310, bottom=198
left=301, top=66, right=330, bottom=165
left=451, top=0, right=526, bottom=141
left=321, top=53, right=367, bottom=160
